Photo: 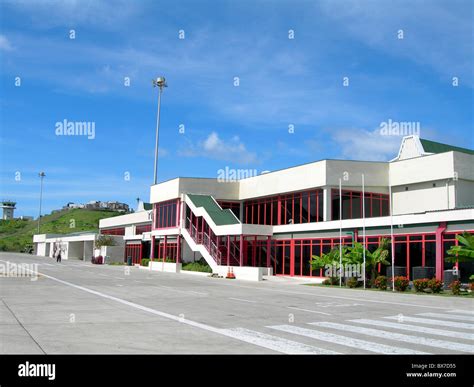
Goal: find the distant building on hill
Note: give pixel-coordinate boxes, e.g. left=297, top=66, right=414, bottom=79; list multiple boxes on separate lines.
left=63, top=200, right=130, bottom=213
left=1, top=200, right=16, bottom=220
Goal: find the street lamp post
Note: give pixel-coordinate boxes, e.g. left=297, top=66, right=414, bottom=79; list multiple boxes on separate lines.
left=38, top=172, right=46, bottom=234
left=152, top=76, right=167, bottom=185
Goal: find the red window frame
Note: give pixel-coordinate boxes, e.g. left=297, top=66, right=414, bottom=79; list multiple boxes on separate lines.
left=331, top=189, right=389, bottom=220
left=101, top=227, right=125, bottom=235
left=136, top=223, right=152, bottom=234
left=153, top=199, right=180, bottom=229
left=124, top=243, right=142, bottom=264
left=243, top=189, right=323, bottom=225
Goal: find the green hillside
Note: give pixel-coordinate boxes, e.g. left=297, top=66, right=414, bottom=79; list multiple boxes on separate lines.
left=0, top=209, right=124, bottom=252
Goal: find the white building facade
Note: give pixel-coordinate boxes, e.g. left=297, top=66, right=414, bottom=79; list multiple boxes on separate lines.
left=34, top=136, right=474, bottom=282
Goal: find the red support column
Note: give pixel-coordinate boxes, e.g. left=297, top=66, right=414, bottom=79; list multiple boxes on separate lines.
left=239, top=236, right=244, bottom=267
left=227, top=235, right=230, bottom=266
left=435, top=222, right=447, bottom=280
left=164, top=235, right=167, bottom=261
left=406, top=236, right=410, bottom=280
left=253, top=236, right=257, bottom=267
left=150, top=236, right=155, bottom=261
left=176, top=235, right=181, bottom=263
left=266, top=236, right=271, bottom=268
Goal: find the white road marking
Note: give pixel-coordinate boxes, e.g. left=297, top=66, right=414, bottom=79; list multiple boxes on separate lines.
left=157, top=285, right=208, bottom=296
left=214, top=282, right=454, bottom=309
left=310, top=321, right=474, bottom=353
left=220, top=328, right=339, bottom=354
left=229, top=298, right=257, bottom=303
left=384, top=316, right=474, bottom=330
left=351, top=319, right=474, bottom=341
left=288, top=306, right=331, bottom=316
left=416, top=312, right=474, bottom=323
left=268, top=325, right=427, bottom=354
left=315, top=302, right=362, bottom=308
left=447, top=310, right=474, bottom=316
left=1, top=262, right=313, bottom=354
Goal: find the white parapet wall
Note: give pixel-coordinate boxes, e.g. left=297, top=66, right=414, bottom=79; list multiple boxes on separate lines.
left=215, top=265, right=269, bottom=281
left=149, top=261, right=182, bottom=273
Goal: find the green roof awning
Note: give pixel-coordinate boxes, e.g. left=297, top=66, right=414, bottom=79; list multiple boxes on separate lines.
left=420, top=138, right=474, bottom=156
left=187, top=194, right=240, bottom=226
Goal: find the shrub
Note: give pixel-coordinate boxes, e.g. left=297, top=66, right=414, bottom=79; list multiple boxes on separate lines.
left=154, top=257, right=174, bottom=263
left=374, top=275, right=387, bottom=290
left=322, top=278, right=332, bottom=286
left=469, top=275, right=474, bottom=283
left=182, top=261, right=212, bottom=273
left=346, top=277, right=359, bottom=288
left=449, top=280, right=461, bottom=295
left=141, top=258, right=150, bottom=267
left=413, top=278, right=430, bottom=292
left=392, top=276, right=409, bottom=292
left=329, top=276, right=340, bottom=285
left=427, top=278, right=443, bottom=293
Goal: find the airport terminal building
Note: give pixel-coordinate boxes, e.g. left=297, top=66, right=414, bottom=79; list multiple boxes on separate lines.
left=35, top=135, right=474, bottom=282
left=93, top=135, right=473, bottom=281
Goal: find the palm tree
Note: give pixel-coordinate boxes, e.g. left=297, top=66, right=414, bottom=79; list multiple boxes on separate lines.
left=310, top=246, right=349, bottom=274
left=344, top=237, right=390, bottom=282
left=446, top=232, right=474, bottom=263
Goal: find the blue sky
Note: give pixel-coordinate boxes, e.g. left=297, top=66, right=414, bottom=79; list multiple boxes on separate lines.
left=0, top=0, right=472, bottom=217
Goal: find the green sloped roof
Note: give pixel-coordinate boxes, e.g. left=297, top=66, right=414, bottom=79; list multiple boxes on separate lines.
left=187, top=194, right=240, bottom=226
left=420, top=138, right=474, bottom=156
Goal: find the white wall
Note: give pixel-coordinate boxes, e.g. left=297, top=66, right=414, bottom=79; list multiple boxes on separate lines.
left=99, top=211, right=152, bottom=229
left=392, top=180, right=455, bottom=215
left=238, top=160, right=327, bottom=199
left=456, top=179, right=474, bottom=208
left=390, top=152, right=455, bottom=186
left=67, top=241, right=84, bottom=259
left=101, top=245, right=125, bottom=263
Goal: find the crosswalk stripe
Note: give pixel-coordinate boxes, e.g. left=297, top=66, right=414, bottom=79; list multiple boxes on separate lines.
left=220, top=328, right=339, bottom=354
left=351, top=319, right=474, bottom=341
left=447, top=310, right=474, bottom=316
left=416, top=312, right=474, bottom=322
left=267, top=325, right=427, bottom=354
left=310, top=321, right=473, bottom=353
left=384, top=316, right=474, bottom=330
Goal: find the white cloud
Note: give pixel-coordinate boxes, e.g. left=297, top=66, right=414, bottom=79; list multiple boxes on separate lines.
left=318, top=0, right=473, bottom=87
left=180, top=132, right=258, bottom=165
left=331, top=127, right=402, bottom=161
left=0, top=35, right=12, bottom=51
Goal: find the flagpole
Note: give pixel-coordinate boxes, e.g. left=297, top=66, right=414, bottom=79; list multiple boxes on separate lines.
left=339, top=178, right=342, bottom=287
left=389, top=171, right=395, bottom=291
left=362, top=173, right=366, bottom=289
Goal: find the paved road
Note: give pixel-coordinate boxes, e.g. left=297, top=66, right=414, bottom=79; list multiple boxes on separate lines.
left=1, top=252, right=473, bottom=354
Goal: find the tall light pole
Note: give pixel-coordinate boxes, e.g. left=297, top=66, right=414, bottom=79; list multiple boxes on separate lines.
left=362, top=173, right=366, bottom=289
left=152, top=76, right=167, bottom=185
left=339, top=178, right=342, bottom=287
left=38, top=172, right=46, bottom=234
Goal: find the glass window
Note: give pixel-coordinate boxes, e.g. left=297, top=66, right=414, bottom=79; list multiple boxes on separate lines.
left=301, top=192, right=308, bottom=223
left=352, top=192, right=361, bottom=219
left=317, top=191, right=324, bottom=222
